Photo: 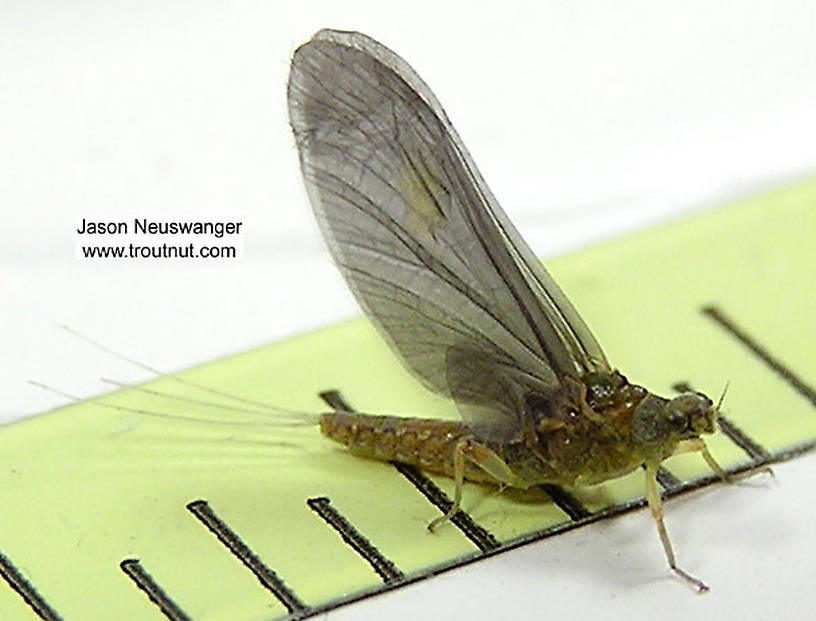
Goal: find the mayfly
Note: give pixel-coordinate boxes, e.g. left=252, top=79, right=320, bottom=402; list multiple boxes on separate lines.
left=288, top=29, right=728, bottom=592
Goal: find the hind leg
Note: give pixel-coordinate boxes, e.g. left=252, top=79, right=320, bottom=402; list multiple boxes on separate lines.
left=428, top=438, right=525, bottom=531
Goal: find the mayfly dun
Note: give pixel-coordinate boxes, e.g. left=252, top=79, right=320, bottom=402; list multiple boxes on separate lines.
left=284, top=28, right=742, bottom=592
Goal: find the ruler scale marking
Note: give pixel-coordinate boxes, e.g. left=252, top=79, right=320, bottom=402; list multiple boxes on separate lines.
left=119, top=559, right=191, bottom=621
left=0, top=549, right=63, bottom=621
left=306, top=497, right=404, bottom=584
left=538, top=484, right=592, bottom=521
left=654, top=467, right=683, bottom=492
left=186, top=500, right=307, bottom=614
left=702, top=305, right=816, bottom=407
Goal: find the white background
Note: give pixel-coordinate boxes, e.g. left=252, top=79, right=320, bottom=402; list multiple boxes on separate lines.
left=2, top=2, right=816, bottom=619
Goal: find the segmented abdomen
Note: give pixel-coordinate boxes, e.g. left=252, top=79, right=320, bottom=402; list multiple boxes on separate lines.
left=319, top=412, right=473, bottom=478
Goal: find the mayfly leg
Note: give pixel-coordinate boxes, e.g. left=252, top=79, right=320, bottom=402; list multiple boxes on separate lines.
left=673, top=438, right=774, bottom=483
left=427, top=438, right=527, bottom=532
left=427, top=438, right=468, bottom=532
left=644, top=464, right=710, bottom=593
left=647, top=438, right=773, bottom=591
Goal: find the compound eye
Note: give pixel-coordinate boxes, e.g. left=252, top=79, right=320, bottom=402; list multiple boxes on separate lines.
left=695, top=392, right=714, bottom=409
left=666, top=408, right=687, bottom=432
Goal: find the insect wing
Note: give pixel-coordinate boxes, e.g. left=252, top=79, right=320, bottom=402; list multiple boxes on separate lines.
left=288, top=30, right=609, bottom=439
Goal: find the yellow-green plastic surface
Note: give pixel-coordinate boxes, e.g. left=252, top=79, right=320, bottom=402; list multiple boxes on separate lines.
left=2, top=180, right=815, bottom=620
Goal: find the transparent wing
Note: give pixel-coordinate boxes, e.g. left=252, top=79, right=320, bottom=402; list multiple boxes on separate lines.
left=288, top=29, right=610, bottom=439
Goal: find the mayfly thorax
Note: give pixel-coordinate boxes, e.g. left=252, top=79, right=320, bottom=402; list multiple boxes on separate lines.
left=287, top=29, right=733, bottom=592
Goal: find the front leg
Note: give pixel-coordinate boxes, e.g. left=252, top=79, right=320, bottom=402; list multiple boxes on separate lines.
left=673, top=438, right=774, bottom=483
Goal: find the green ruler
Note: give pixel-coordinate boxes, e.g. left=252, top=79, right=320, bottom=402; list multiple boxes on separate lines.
left=2, top=180, right=815, bottom=620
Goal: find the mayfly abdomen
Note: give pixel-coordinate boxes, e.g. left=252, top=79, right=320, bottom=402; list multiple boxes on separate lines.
left=320, top=412, right=494, bottom=483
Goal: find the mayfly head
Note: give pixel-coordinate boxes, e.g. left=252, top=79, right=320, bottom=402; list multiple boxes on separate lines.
left=632, top=391, right=718, bottom=460
left=669, top=391, right=719, bottom=435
